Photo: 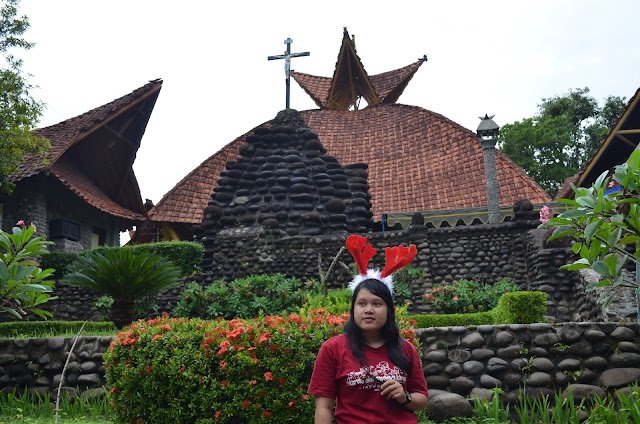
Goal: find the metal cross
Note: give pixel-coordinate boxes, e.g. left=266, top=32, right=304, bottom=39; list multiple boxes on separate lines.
left=268, top=38, right=310, bottom=110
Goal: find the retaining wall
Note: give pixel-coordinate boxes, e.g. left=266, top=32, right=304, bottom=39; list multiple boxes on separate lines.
left=2, top=322, right=640, bottom=404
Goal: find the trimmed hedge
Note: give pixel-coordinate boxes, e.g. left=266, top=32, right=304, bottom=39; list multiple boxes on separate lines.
left=0, top=321, right=116, bottom=339
left=40, top=241, right=203, bottom=279
left=409, top=291, right=547, bottom=328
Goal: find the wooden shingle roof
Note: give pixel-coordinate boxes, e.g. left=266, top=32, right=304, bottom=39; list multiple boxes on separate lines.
left=148, top=104, right=550, bottom=225
left=17, top=79, right=162, bottom=221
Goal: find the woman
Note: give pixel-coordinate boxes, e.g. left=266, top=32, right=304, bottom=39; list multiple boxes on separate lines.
left=308, top=236, right=428, bottom=423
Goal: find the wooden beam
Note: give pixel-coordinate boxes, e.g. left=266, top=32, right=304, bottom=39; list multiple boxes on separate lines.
left=615, top=133, right=637, bottom=148
left=616, top=129, right=640, bottom=135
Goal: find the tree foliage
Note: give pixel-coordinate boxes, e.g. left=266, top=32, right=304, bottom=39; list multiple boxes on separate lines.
left=0, top=0, right=49, bottom=195
left=543, top=149, right=640, bottom=311
left=498, top=87, right=626, bottom=196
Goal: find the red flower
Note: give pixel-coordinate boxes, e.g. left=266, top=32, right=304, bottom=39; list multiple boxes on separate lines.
left=249, top=380, right=257, bottom=385
left=241, top=399, right=251, bottom=409
left=264, top=372, right=274, bottom=381
left=262, top=410, right=272, bottom=418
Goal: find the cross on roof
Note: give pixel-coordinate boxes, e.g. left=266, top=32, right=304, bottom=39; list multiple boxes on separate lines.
left=268, top=38, right=310, bottom=110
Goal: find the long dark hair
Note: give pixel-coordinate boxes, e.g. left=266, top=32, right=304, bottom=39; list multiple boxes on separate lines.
left=343, top=278, right=412, bottom=374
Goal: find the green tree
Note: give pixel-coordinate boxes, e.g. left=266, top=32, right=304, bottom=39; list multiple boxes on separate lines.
left=498, top=88, right=626, bottom=196
left=543, top=148, right=640, bottom=312
left=0, top=221, right=57, bottom=320
left=60, top=249, right=182, bottom=328
left=0, top=0, right=49, bottom=194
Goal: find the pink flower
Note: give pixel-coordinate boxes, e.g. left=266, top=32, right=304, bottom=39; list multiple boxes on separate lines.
left=15, top=220, right=25, bottom=227
left=539, top=205, right=555, bottom=224
left=30, top=223, right=37, bottom=233
left=453, top=296, right=459, bottom=302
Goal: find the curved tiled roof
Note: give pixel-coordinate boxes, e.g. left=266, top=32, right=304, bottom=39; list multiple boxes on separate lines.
left=51, top=158, right=145, bottom=220
left=148, top=104, right=550, bottom=224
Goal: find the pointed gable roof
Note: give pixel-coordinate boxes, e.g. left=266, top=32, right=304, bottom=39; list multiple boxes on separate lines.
left=291, top=29, right=427, bottom=110
left=16, top=79, right=162, bottom=220
left=556, top=87, right=640, bottom=199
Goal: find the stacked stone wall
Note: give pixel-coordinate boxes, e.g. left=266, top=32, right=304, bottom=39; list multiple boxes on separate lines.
left=36, top=219, right=611, bottom=321
left=3, top=323, right=640, bottom=407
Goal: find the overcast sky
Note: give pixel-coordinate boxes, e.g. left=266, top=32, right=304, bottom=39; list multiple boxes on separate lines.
left=15, top=0, right=640, bottom=208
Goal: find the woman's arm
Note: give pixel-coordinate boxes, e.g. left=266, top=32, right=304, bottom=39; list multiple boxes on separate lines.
left=404, top=392, right=428, bottom=412
left=314, top=397, right=335, bottom=424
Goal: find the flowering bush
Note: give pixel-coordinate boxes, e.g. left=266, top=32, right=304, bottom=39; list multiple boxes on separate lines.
left=424, top=278, right=520, bottom=314
left=104, top=311, right=418, bottom=423
left=173, top=274, right=315, bottom=320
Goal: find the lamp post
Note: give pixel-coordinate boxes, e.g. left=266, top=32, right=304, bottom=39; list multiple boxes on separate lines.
left=477, top=114, right=501, bottom=224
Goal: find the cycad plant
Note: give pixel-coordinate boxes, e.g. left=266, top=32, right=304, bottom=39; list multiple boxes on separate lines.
left=60, top=249, right=181, bottom=328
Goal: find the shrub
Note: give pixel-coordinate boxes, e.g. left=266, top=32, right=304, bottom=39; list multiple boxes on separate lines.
left=105, top=312, right=419, bottom=423
left=409, top=291, right=547, bottom=327
left=300, top=288, right=352, bottom=315
left=40, top=241, right=203, bottom=280
left=423, top=278, right=520, bottom=314
left=492, top=291, right=547, bottom=324
left=173, top=274, right=314, bottom=320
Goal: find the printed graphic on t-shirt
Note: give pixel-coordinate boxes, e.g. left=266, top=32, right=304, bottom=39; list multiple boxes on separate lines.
left=346, top=362, right=406, bottom=391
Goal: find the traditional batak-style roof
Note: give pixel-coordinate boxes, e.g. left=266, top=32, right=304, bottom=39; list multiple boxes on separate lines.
left=16, top=79, right=162, bottom=222
left=556, top=87, right=640, bottom=199
left=147, top=30, right=549, bottom=237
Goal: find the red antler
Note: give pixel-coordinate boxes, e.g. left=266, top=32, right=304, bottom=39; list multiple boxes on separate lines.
left=380, top=244, right=416, bottom=278
left=346, top=235, right=377, bottom=276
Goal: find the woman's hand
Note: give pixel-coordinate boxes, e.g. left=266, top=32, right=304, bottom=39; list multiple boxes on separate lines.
left=379, top=379, right=405, bottom=402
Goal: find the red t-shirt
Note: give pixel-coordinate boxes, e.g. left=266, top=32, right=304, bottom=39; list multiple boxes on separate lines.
left=308, top=334, right=428, bottom=424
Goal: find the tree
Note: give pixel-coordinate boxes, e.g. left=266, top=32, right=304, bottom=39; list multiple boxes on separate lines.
left=543, top=148, right=640, bottom=314
left=0, top=221, right=57, bottom=320
left=0, top=0, right=49, bottom=194
left=60, top=249, right=182, bottom=328
left=498, top=88, right=626, bottom=196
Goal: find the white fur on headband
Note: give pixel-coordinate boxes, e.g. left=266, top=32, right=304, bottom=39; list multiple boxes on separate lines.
left=348, top=269, right=394, bottom=295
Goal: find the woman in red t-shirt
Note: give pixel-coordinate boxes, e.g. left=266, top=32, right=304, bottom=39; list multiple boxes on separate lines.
left=308, top=236, right=428, bottom=423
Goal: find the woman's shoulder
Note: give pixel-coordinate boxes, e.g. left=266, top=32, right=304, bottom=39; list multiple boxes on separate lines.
left=322, top=333, right=348, bottom=348
left=400, top=338, right=419, bottom=353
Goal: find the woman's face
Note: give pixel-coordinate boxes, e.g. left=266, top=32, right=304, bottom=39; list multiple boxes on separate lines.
left=353, top=288, right=388, bottom=335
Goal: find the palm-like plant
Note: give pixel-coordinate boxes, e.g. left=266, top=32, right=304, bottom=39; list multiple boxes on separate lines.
left=60, top=249, right=182, bottom=328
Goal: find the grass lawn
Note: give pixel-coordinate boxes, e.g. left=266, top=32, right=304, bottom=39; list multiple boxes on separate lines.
left=0, top=418, right=110, bottom=424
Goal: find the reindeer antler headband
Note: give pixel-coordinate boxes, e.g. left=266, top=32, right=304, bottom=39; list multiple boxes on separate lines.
left=346, top=235, right=417, bottom=295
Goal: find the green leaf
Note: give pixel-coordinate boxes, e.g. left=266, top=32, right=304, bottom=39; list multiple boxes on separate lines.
left=627, top=149, right=640, bottom=169
left=584, top=221, right=603, bottom=243
left=592, top=260, right=612, bottom=278
left=576, top=196, right=596, bottom=209
left=594, top=170, right=609, bottom=191
left=559, top=209, right=588, bottom=219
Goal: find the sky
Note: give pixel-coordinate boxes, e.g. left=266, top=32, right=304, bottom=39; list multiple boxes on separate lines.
left=13, top=0, right=640, bottom=211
